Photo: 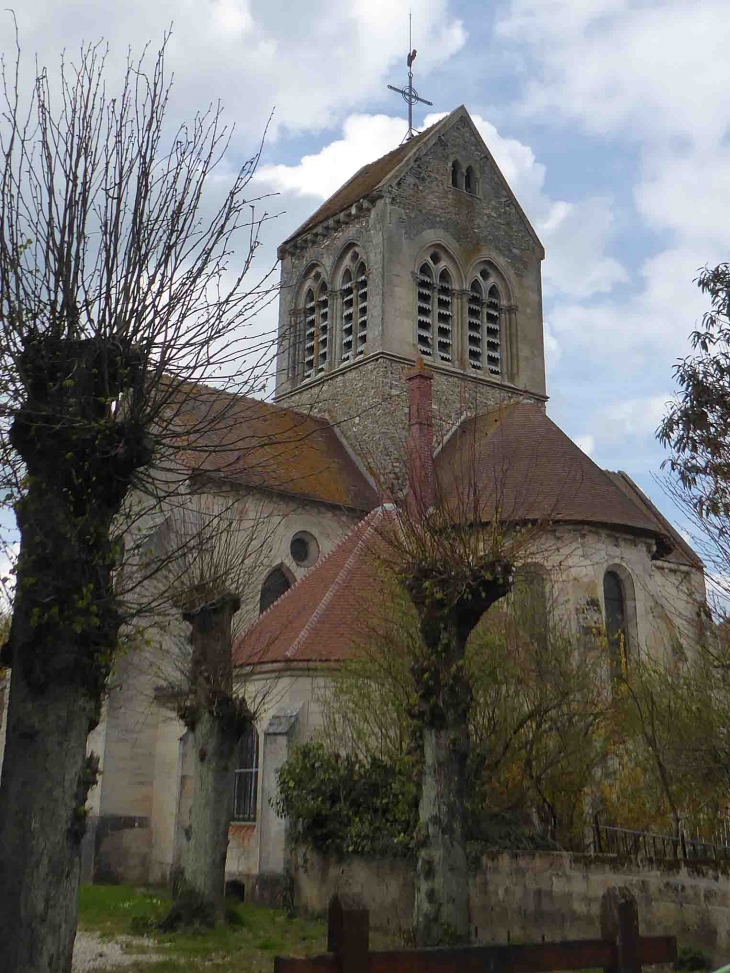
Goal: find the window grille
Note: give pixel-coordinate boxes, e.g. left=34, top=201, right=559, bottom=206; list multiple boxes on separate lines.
left=232, top=724, right=259, bottom=823
left=416, top=263, right=434, bottom=357
left=486, top=284, right=501, bottom=376
left=436, top=269, right=453, bottom=363
left=467, top=280, right=483, bottom=370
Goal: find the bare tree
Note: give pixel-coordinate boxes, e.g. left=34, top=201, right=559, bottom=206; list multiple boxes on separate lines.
left=137, top=493, right=279, bottom=924
left=0, top=36, right=277, bottom=973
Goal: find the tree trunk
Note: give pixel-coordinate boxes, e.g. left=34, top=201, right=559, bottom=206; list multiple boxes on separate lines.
left=179, top=707, right=238, bottom=920
left=0, top=670, right=97, bottom=973
left=173, top=594, right=243, bottom=924
left=406, top=556, right=512, bottom=947
left=414, top=723, right=470, bottom=946
left=0, top=337, right=150, bottom=972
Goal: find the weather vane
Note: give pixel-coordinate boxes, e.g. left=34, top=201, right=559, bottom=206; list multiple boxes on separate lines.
left=387, top=12, right=433, bottom=142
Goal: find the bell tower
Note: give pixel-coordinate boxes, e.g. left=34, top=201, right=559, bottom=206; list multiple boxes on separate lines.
left=273, top=106, right=547, bottom=481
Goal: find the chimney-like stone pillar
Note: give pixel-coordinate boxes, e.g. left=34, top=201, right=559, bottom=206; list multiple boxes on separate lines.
left=405, top=357, right=435, bottom=511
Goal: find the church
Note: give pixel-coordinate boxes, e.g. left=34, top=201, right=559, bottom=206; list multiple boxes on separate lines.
left=57, top=106, right=705, bottom=894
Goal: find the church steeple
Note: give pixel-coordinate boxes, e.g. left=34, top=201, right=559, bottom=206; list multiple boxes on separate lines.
left=274, top=106, right=547, bottom=482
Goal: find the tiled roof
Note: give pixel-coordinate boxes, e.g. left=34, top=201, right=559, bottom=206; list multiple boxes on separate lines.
left=172, top=384, right=378, bottom=511
left=234, top=507, right=394, bottom=666
left=604, top=471, right=703, bottom=569
left=434, top=401, right=666, bottom=538
left=281, top=116, right=445, bottom=247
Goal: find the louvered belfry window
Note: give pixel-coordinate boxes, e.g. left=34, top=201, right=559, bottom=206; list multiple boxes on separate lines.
left=486, top=283, right=501, bottom=376
left=341, top=255, right=368, bottom=362
left=416, top=262, right=434, bottom=357
left=303, top=279, right=329, bottom=379
left=467, top=279, right=484, bottom=370
left=436, top=269, right=453, bottom=363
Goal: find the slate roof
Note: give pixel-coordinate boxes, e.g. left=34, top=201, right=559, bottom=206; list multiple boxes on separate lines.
left=172, top=383, right=378, bottom=511
left=435, top=401, right=666, bottom=538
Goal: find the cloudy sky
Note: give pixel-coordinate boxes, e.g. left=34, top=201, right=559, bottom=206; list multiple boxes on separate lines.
left=2, top=0, right=729, bottom=546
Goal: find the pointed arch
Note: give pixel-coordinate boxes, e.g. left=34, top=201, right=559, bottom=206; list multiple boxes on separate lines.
left=232, top=723, right=259, bottom=822
left=467, top=278, right=484, bottom=370
left=340, top=248, right=368, bottom=362
left=451, top=159, right=463, bottom=189
left=260, top=565, right=294, bottom=615
left=436, top=268, right=453, bottom=363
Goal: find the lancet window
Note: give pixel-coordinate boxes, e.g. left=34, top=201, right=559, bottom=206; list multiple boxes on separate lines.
left=303, top=279, right=329, bottom=379
left=604, top=570, right=629, bottom=674
left=341, top=254, right=368, bottom=362
left=232, top=724, right=259, bottom=822
left=467, top=274, right=502, bottom=376
left=416, top=256, right=453, bottom=363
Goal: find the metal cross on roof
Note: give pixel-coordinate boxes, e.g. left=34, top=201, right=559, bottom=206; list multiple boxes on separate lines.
left=387, top=14, right=433, bottom=143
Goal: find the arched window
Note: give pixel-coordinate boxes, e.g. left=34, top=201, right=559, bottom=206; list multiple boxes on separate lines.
left=464, top=165, right=476, bottom=195
left=451, top=159, right=462, bottom=189
left=260, top=567, right=291, bottom=614
left=416, top=258, right=454, bottom=362
left=486, top=283, right=501, bottom=376
left=436, top=269, right=453, bottom=363
left=303, top=278, right=329, bottom=378
left=232, top=724, right=259, bottom=822
left=416, top=262, right=434, bottom=358
left=467, top=279, right=484, bottom=370
left=604, top=570, right=629, bottom=672
left=513, top=566, right=549, bottom=650
left=341, top=254, right=368, bottom=362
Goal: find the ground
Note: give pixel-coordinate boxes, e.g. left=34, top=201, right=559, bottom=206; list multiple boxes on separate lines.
left=75, top=885, right=399, bottom=973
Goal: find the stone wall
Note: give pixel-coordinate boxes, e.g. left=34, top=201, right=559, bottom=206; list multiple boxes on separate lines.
left=292, top=849, right=730, bottom=963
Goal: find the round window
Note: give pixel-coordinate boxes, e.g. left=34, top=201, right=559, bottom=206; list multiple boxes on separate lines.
left=290, top=531, right=319, bottom=567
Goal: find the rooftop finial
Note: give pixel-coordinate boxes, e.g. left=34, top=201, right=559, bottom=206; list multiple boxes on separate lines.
left=387, top=11, right=433, bottom=143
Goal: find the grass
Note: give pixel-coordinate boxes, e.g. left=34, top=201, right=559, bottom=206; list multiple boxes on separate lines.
left=77, top=884, right=336, bottom=973
left=78, top=884, right=403, bottom=972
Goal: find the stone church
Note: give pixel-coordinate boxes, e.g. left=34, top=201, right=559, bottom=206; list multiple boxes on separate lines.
left=6, top=106, right=704, bottom=893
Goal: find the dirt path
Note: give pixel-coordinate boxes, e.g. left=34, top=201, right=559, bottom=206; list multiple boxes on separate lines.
left=72, top=931, right=159, bottom=972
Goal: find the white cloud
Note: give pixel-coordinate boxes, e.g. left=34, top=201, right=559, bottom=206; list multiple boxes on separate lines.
left=593, top=395, right=670, bottom=445
left=574, top=434, right=595, bottom=457
left=257, top=108, right=627, bottom=302
left=4, top=0, right=466, bottom=142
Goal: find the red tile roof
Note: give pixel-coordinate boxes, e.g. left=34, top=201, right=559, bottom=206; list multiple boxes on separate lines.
left=234, top=507, right=395, bottom=666
left=172, top=384, right=378, bottom=511
left=434, top=401, right=665, bottom=538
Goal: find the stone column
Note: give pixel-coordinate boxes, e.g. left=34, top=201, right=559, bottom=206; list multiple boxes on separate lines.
left=257, top=705, right=301, bottom=877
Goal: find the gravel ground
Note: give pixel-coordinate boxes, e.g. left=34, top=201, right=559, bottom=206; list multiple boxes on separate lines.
left=72, top=932, right=159, bottom=973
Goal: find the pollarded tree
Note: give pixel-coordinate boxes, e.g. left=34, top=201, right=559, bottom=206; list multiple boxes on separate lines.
left=0, top=38, right=275, bottom=973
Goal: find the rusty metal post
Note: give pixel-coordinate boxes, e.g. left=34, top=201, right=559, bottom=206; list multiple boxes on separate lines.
left=601, top=886, right=641, bottom=973
left=328, top=894, right=369, bottom=973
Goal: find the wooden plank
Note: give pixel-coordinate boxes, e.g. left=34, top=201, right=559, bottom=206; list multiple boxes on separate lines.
left=367, top=939, right=616, bottom=973
left=640, top=936, right=677, bottom=965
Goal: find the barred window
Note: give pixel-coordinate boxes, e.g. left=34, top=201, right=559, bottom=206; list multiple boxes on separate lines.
left=416, top=259, right=453, bottom=363
left=232, top=724, right=259, bottom=823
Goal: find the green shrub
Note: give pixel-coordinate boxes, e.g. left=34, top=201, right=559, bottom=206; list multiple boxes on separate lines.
left=275, top=742, right=419, bottom=858
left=674, top=945, right=712, bottom=972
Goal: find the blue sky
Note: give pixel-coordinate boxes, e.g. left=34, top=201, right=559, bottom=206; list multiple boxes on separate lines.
left=2, top=0, right=729, bottom=565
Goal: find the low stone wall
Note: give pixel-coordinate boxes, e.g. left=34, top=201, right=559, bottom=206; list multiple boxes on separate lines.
left=292, top=848, right=730, bottom=963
